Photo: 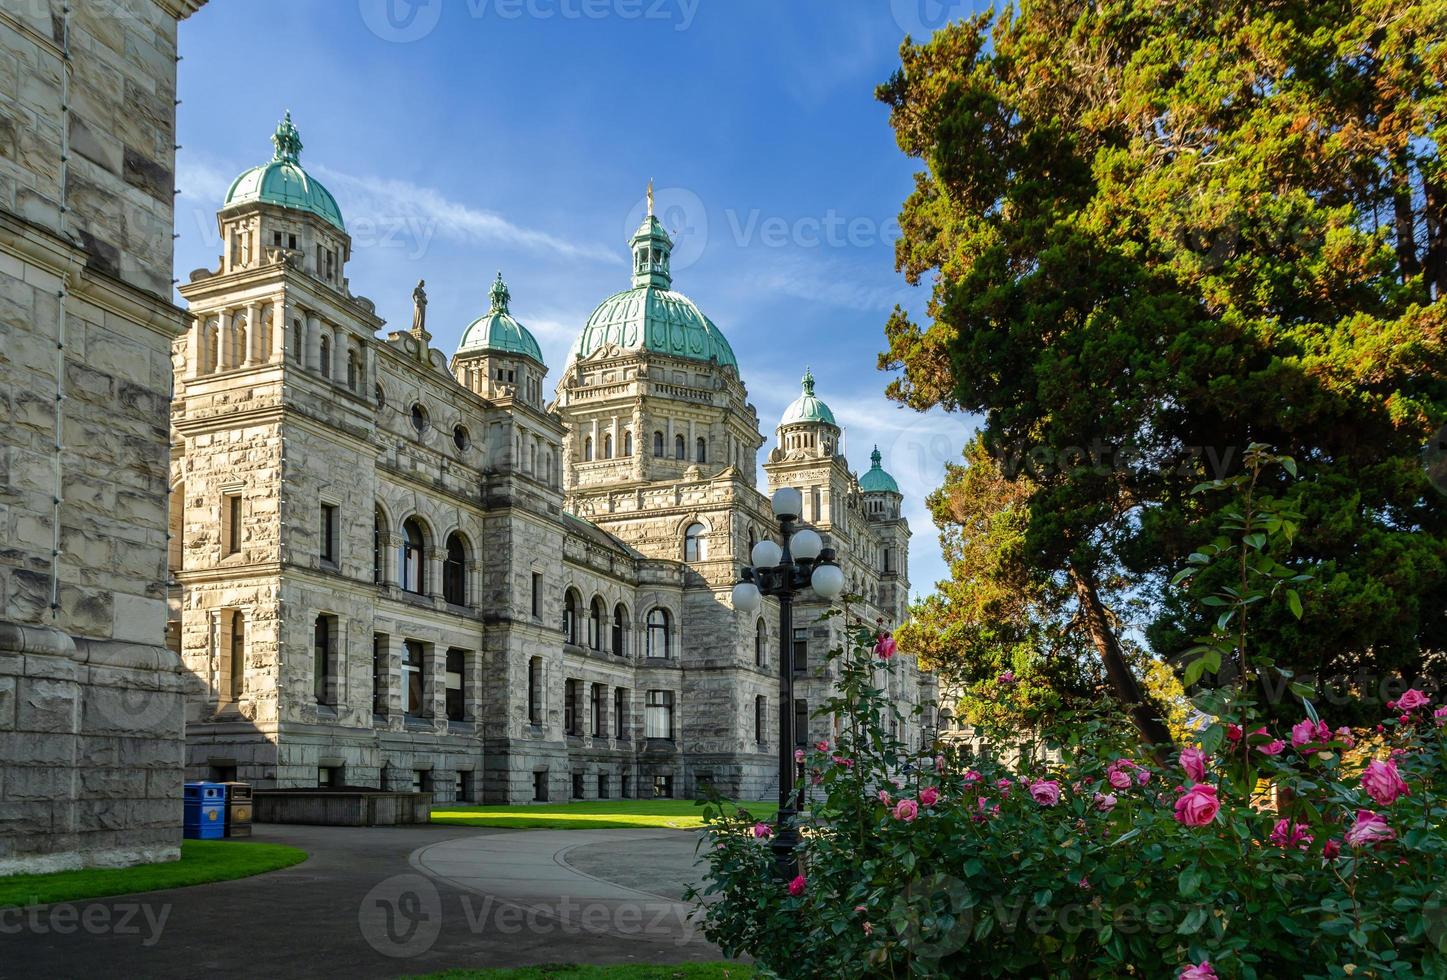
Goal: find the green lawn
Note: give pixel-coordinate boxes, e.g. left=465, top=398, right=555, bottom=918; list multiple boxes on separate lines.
left=417, top=964, right=748, bottom=979
left=430, top=799, right=777, bottom=830
left=0, top=839, right=307, bottom=908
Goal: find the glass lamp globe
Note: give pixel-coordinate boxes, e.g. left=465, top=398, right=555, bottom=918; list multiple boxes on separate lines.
left=731, top=581, right=763, bottom=613
left=810, top=562, right=845, bottom=598
left=771, top=486, right=802, bottom=520
left=791, top=528, right=823, bottom=561
left=750, top=539, right=783, bottom=569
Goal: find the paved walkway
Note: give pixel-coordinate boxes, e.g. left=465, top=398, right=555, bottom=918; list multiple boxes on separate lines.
left=0, top=824, right=724, bottom=979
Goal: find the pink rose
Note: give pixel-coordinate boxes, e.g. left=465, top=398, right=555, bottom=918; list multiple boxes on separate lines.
left=794, top=748, right=805, bottom=764
left=1361, top=759, right=1409, bottom=806
left=1256, top=739, right=1286, bottom=756
left=974, top=797, right=999, bottom=821
left=1396, top=688, right=1431, bottom=712
left=997, top=670, right=1016, bottom=684
left=1435, top=706, right=1447, bottom=727
left=1029, top=779, right=1061, bottom=806
left=1173, top=784, right=1220, bottom=827
left=893, top=798, right=919, bottom=822
left=1335, top=726, right=1356, bottom=748
left=935, top=755, right=947, bottom=771
left=1291, top=718, right=1332, bottom=749
left=1107, top=768, right=1132, bottom=791
left=877, top=789, right=892, bottom=806
left=1226, top=723, right=1243, bottom=743
left=919, top=786, right=940, bottom=807
left=1093, top=792, right=1117, bottom=812
left=874, top=634, right=897, bottom=660
left=1268, top=818, right=1314, bottom=851
left=1179, top=747, right=1207, bottom=783
left=1345, top=809, right=1395, bottom=847
left=1179, top=963, right=1218, bottom=980
left=815, top=740, right=830, bottom=752
left=962, top=770, right=982, bottom=784
left=753, top=822, right=772, bottom=838
left=1323, top=839, right=1341, bottom=859
left=787, top=874, right=807, bottom=897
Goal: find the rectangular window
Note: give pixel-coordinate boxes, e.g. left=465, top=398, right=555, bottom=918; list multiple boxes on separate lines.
left=613, top=687, right=626, bottom=739
left=372, top=633, right=387, bottom=716
left=457, top=771, right=473, bottom=804
left=755, top=695, right=766, bottom=745
left=313, top=614, right=337, bottom=704
left=598, top=774, right=609, bottom=800
left=287, top=233, right=297, bottom=250
left=445, top=648, right=466, bottom=722
left=572, top=772, right=585, bottom=800
left=318, top=766, right=341, bottom=788
left=223, top=493, right=242, bottom=556
left=403, top=640, right=426, bottom=717
left=645, top=690, right=674, bottom=740
left=320, top=502, right=338, bottom=564
left=527, top=657, right=542, bottom=725
left=793, top=627, right=809, bottom=673
left=273, top=230, right=282, bottom=247
left=590, top=684, right=603, bottom=737
left=794, top=698, right=809, bottom=747
left=811, top=486, right=822, bottom=522
left=533, top=770, right=548, bottom=802
left=652, top=774, right=674, bottom=799
left=565, top=679, right=580, bottom=736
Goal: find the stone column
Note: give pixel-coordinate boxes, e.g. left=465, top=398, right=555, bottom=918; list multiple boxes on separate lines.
left=186, top=318, right=203, bottom=379
left=378, top=531, right=398, bottom=588
left=426, top=643, right=446, bottom=730
left=424, top=548, right=443, bottom=601
left=272, top=298, right=287, bottom=362
left=384, top=634, right=404, bottom=728
left=243, top=302, right=261, bottom=367
left=467, top=559, right=481, bottom=608
left=305, top=315, right=321, bottom=372
left=332, top=326, right=346, bottom=382
left=215, top=307, right=231, bottom=369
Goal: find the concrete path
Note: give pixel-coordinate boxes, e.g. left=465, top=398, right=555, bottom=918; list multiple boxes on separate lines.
left=0, top=824, right=725, bottom=979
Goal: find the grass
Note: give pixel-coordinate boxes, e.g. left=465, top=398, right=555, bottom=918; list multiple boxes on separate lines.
left=416, top=964, right=748, bottom=979
left=430, top=799, right=777, bottom=830
left=0, top=839, right=307, bottom=908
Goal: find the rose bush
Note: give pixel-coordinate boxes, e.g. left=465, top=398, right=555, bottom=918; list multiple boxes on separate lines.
left=692, top=619, right=1447, bottom=978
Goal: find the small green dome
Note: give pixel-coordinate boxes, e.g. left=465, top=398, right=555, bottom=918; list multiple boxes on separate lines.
left=859, top=446, right=900, bottom=493
left=223, top=113, right=345, bottom=231
left=780, top=368, right=837, bottom=426
left=572, top=187, right=737, bottom=370
left=458, top=272, right=544, bottom=363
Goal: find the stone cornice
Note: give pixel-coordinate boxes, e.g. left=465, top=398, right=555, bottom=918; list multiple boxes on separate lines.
left=159, top=0, right=209, bottom=20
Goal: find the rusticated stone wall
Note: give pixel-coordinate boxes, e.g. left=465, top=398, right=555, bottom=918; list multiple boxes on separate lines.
left=0, top=0, right=205, bottom=875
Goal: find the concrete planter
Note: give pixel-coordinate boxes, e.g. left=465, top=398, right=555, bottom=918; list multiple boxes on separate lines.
left=252, top=789, right=432, bottom=826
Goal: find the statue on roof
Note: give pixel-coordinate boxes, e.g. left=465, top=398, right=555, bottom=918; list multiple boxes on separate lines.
left=411, top=279, right=428, bottom=338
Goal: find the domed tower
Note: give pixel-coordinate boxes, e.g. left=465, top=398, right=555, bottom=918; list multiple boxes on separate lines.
left=859, top=446, right=909, bottom=615
left=776, top=368, right=840, bottom=459
left=453, top=272, right=547, bottom=409
left=556, top=185, right=762, bottom=496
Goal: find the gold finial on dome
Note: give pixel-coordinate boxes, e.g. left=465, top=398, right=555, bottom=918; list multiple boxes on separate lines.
left=647, top=178, right=654, bottom=217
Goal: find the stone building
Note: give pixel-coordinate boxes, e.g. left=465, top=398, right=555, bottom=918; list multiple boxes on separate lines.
left=169, top=121, right=935, bottom=804
left=0, top=0, right=206, bottom=873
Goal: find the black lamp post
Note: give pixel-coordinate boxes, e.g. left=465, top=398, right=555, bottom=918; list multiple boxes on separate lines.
left=732, top=486, right=844, bottom=876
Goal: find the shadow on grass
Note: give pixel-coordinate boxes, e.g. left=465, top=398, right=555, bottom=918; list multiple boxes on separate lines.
left=430, top=799, right=778, bottom=831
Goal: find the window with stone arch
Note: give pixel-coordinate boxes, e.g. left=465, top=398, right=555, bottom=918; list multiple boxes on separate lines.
left=696, top=437, right=706, bottom=463
left=603, top=433, right=613, bottom=459
left=563, top=588, right=581, bottom=645
left=674, top=434, right=685, bottom=459
left=755, top=618, right=768, bottom=667
left=400, top=517, right=427, bottom=594
left=588, top=596, right=605, bottom=650
left=347, top=347, right=361, bottom=390
left=319, top=333, right=331, bottom=378
left=204, top=318, right=219, bottom=373
left=443, top=532, right=468, bottom=605
left=646, top=607, right=671, bottom=659
left=612, top=603, right=629, bottom=656
left=584, top=436, right=593, bottom=462
left=653, top=431, right=664, bottom=457
left=683, top=522, right=707, bottom=562
left=623, top=431, right=633, bottom=456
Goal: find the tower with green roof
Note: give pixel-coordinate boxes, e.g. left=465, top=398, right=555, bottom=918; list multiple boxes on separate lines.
left=453, top=272, right=549, bottom=409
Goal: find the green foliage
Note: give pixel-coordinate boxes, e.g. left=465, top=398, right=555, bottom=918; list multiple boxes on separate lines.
left=878, top=0, right=1447, bottom=725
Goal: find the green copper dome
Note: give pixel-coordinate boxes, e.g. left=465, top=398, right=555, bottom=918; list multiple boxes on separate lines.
left=859, top=446, right=900, bottom=493
left=223, top=113, right=345, bottom=231
left=780, top=368, right=837, bottom=426
left=572, top=188, right=737, bottom=370
left=458, top=272, right=544, bottom=363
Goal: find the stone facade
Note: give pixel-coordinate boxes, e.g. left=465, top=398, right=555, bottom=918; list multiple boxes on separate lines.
left=0, top=0, right=206, bottom=874
left=169, top=126, right=936, bottom=805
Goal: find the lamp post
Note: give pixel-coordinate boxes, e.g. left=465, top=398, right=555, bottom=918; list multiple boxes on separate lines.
left=731, top=486, right=845, bottom=877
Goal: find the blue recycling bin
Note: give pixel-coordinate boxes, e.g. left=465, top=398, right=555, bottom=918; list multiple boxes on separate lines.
left=183, top=781, right=226, bottom=839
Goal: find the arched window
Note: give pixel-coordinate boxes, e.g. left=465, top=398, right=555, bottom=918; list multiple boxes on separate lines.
left=653, top=431, right=664, bottom=457
left=612, top=604, right=628, bottom=657
left=674, top=434, right=685, bottom=459
left=623, top=431, right=633, bottom=456
left=347, top=349, right=359, bottom=390
left=231, top=313, right=248, bottom=369
left=603, top=433, right=613, bottom=459
left=319, top=334, right=331, bottom=378
left=563, top=589, right=580, bottom=645
left=400, top=518, right=426, bottom=594
left=443, top=533, right=467, bottom=605
left=584, top=436, right=593, bottom=462
left=696, top=437, right=706, bottom=463
left=291, top=318, right=303, bottom=363
left=755, top=618, right=768, bottom=667
left=225, top=610, right=245, bottom=700
left=747, top=527, right=757, bottom=553
left=372, top=506, right=385, bottom=584
left=588, top=596, right=604, bottom=650
left=684, top=522, right=707, bottom=562
left=646, top=607, right=671, bottom=659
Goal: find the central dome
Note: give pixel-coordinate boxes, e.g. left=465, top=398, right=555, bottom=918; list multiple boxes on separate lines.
left=572, top=189, right=737, bottom=370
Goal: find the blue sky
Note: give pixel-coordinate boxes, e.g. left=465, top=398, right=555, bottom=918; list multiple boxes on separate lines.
left=174, top=0, right=982, bottom=596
